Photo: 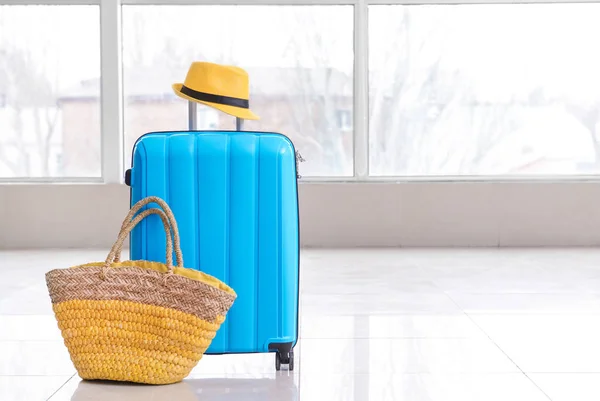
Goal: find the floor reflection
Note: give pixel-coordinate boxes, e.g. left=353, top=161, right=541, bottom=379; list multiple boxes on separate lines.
left=69, top=374, right=299, bottom=401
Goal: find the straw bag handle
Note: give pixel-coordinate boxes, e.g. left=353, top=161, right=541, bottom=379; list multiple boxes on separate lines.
left=105, top=208, right=182, bottom=272
left=113, top=196, right=183, bottom=267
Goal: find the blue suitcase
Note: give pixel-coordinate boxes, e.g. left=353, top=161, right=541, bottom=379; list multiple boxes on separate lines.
left=124, top=128, right=300, bottom=370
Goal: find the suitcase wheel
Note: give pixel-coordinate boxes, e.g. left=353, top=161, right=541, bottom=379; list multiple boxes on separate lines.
left=275, top=350, right=294, bottom=371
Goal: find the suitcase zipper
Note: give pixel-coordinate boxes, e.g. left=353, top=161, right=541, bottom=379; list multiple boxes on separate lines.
left=295, top=151, right=305, bottom=179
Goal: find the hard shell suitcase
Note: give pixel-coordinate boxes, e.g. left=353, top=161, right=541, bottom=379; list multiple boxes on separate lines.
left=124, top=103, right=300, bottom=370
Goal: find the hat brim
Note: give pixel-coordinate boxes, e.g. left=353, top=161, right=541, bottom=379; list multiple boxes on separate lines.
left=172, top=84, right=260, bottom=121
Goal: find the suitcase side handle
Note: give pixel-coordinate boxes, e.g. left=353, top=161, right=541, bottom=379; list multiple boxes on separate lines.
left=124, top=168, right=132, bottom=186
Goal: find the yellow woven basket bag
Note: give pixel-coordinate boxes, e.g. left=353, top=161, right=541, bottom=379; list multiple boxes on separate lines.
left=45, top=196, right=237, bottom=385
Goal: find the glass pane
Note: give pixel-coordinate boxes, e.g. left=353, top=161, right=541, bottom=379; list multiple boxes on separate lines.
left=369, top=4, right=600, bottom=176
left=0, top=5, right=101, bottom=178
left=122, top=5, right=354, bottom=177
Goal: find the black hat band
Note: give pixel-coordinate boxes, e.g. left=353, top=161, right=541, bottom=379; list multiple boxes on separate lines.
left=180, top=85, right=249, bottom=109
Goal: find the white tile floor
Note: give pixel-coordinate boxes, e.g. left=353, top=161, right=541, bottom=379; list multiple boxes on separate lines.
left=2, top=248, right=600, bottom=400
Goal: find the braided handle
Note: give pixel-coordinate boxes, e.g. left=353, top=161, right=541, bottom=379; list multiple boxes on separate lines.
left=105, top=208, right=178, bottom=271
left=113, top=196, right=183, bottom=267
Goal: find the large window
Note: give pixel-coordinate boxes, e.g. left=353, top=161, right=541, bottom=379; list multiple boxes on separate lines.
left=0, top=5, right=101, bottom=179
left=1, top=0, right=600, bottom=181
left=121, top=5, right=354, bottom=177
left=369, top=4, right=600, bottom=177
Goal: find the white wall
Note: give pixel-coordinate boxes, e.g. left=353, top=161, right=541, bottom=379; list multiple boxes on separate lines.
left=1, top=182, right=600, bottom=249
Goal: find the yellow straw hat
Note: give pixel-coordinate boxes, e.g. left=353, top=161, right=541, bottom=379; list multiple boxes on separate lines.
left=173, top=61, right=259, bottom=120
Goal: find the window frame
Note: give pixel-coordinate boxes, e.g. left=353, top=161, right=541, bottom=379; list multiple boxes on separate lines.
left=1, top=0, right=599, bottom=184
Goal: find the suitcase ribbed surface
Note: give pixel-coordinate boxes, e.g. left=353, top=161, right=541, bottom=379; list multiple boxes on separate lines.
left=129, top=131, right=299, bottom=354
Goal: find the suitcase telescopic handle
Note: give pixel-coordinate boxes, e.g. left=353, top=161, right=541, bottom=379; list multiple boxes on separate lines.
left=186, top=100, right=305, bottom=178
left=188, top=100, right=244, bottom=131
left=188, top=101, right=197, bottom=131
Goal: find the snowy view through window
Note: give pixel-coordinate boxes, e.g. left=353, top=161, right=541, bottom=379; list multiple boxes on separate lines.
left=1, top=4, right=600, bottom=178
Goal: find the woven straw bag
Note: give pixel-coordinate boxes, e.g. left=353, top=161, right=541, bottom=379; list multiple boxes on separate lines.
left=45, top=196, right=237, bottom=385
